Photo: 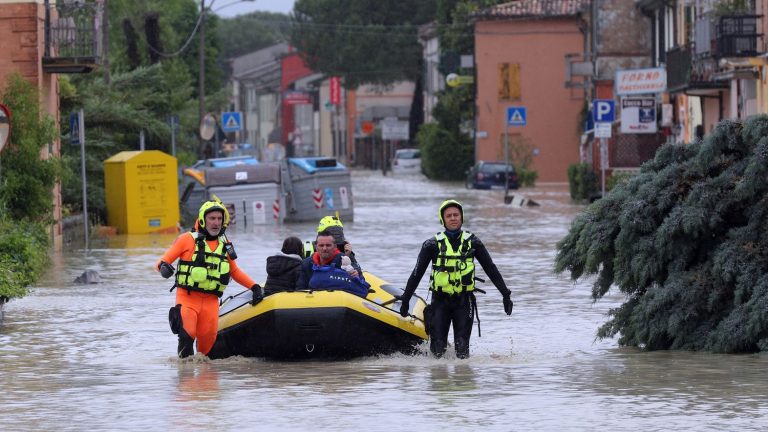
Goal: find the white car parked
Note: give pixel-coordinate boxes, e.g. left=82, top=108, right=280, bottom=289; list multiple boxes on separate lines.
left=391, top=148, right=422, bottom=175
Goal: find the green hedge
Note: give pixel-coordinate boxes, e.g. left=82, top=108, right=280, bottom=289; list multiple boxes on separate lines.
left=417, top=123, right=473, bottom=181
left=567, top=162, right=598, bottom=202
left=0, top=74, right=59, bottom=299
left=0, top=218, right=50, bottom=299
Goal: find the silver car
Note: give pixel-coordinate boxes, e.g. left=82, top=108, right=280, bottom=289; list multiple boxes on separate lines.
left=391, top=148, right=422, bottom=175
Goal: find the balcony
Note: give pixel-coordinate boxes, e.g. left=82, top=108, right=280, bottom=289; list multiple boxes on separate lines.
left=666, top=45, right=729, bottom=95
left=695, top=14, right=762, bottom=58
left=42, top=0, right=102, bottom=74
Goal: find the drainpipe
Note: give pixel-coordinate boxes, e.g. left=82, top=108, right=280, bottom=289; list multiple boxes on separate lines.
left=44, top=0, right=51, bottom=58
left=718, top=90, right=724, bottom=121
left=591, top=0, right=598, bottom=100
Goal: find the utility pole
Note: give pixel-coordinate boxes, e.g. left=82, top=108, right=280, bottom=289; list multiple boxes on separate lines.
left=199, top=0, right=206, bottom=126
left=102, top=0, right=110, bottom=85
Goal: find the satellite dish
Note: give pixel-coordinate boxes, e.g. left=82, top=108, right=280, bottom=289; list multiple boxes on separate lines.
left=199, top=113, right=217, bottom=141
left=0, top=104, right=10, bottom=153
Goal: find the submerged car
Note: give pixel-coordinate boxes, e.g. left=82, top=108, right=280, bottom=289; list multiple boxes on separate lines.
left=391, top=148, right=422, bottom=174
left=465, top=161, right=519, bottom=190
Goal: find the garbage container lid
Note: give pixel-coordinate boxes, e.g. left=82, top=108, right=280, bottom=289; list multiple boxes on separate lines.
left=288, top=157, right=346, bottom=174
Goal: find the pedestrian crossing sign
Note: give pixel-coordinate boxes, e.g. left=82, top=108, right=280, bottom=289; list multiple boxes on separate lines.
left=507, top=106, right=527, bottom=126
left=221, top=111, right=242, bottom=132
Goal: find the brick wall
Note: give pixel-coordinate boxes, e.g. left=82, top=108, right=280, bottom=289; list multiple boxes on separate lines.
left=0, top=1, right=63, bottom=249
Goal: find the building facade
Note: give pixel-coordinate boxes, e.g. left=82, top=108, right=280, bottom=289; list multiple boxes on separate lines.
left=648, top=0, right=766, bottom=144
left=473, top=1, right=590, bottom=183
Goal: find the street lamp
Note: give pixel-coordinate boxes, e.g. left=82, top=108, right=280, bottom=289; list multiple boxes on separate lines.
left=198, top=0, right=255, bottom=134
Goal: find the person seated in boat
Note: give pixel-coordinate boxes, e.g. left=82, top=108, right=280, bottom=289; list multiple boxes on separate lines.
left=155, top=200, right=263, bottom=358
left=303, top=216, right=361, bottom=272
left=263, top=236, right=304, bottom=296
left=296, top=229, right=369, bottom=297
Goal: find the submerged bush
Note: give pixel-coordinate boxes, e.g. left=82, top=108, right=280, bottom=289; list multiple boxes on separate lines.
left=567, top=162, right=598, bottom=202
left=0, top=217, right=50, bottom=299
left=555, top=116, right=768, bottom=353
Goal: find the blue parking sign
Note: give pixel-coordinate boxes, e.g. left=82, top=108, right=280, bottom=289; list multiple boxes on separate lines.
left=592, top=99, right=615, bottom=123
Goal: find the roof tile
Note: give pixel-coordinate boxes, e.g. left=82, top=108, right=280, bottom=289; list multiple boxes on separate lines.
left=474, top=0, right=589, bottom=19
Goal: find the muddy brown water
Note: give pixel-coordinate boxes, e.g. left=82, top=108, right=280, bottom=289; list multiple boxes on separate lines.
left=1, top=171, right=767, bottom=431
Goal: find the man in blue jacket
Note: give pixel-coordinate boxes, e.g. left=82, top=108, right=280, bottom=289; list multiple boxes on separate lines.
left=296, top=230, right=365, bottom=295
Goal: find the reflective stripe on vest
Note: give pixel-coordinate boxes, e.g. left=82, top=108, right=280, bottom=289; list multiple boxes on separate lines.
left=430, top=231, right=475, bottom=295
left=175, top=232, right=231, bottom=297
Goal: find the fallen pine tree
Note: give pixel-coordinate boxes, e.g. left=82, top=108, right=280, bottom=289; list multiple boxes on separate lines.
left=555, top=116, right=768, bottom=352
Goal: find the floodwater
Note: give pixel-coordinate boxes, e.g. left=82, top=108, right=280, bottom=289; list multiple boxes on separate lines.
left=2, top=171, right=767, bottom=431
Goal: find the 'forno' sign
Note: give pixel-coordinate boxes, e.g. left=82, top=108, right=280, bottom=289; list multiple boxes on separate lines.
left=615, top=68, right=666, bottom=95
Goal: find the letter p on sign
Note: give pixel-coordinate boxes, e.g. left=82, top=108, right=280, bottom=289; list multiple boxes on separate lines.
left=593, top=99, right=615, bottom=123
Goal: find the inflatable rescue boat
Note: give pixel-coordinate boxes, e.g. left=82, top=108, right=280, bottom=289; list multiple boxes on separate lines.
left=208, top=272, right=428, bottom=360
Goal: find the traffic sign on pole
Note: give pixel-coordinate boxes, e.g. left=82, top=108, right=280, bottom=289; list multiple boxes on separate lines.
left=592, top=99, right=615, bottom=123
left=506, top=106, right=527, bottom=126
left=221, top=111, right=242, bottom=133
left=69, top=112, right=80, bottom=145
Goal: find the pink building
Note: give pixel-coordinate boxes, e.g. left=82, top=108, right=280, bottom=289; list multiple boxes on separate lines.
left=473, top=1, right=588, bottom=183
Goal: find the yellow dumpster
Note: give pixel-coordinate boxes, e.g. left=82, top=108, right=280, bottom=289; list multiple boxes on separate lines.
left=103, top=150, right=179, bottom=234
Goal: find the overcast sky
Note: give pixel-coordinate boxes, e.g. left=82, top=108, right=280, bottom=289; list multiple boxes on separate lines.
left=214, top=0, right=296, bottom=18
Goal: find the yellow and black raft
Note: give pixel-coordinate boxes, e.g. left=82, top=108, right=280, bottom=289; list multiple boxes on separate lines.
left=208, top=273, right=428, bottom=360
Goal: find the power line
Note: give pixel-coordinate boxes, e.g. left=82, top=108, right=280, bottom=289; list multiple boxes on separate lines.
left=136, top=10, right=584, bottom=57
left=239, top=16, right=586, bottom=38
left=144, top=10, right=205, bottom=57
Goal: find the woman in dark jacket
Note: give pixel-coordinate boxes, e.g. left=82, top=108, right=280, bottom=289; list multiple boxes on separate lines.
left=264, top=236, right=304, bottom=296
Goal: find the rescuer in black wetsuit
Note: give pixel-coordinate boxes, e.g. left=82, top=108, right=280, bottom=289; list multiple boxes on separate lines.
left=399, top=199, right=513, bottom=359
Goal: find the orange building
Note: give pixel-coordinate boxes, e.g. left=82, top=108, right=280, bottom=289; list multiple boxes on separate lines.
left=473, top=1, right=588, bottom=183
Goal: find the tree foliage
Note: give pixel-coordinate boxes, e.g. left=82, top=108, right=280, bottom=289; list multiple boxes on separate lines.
left=62, top=0, right=247, bottom=222
left=437, top=0, right=502, bottom=53
left=418, top=122, right=473, bottom=180
left=61, top=63, right=199, bottom=221
left=555, top=116, right=768, bottom=353
left=567, top=162, right=598, bottom=202
left=0, top=75, right=59, bottom=222
left=415, top=1, right=509, bottom=181
left=0, top=74, right=57, bottom=299
left=216, top=11, right=290, bottom=66
left=417, top=77, right=474, bottom=180
left=107, top=0, right=223, bottom=96
left=290, top=0, right=437, bottom=88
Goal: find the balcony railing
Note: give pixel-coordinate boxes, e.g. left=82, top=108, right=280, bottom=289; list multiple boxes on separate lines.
left=666, top=45, right=729, bottom=93
left=42, top=0, right=102, bottom=74
left=695, top=14, right=762, bottom=58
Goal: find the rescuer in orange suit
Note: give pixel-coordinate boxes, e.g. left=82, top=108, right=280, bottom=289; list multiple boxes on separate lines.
left=156, top=201, right=262, bottom=358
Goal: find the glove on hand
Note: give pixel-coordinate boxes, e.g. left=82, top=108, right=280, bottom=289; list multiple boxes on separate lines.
left=251, top=284, right=264, bottom=305
left=159, top=262, right=175, bottom=279
left=399, top=296, right=411, bottom=317
left=503, top=294, right=513, bottom=315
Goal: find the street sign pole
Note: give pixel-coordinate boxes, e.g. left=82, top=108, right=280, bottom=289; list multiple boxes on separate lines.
left=215, top=122, right=220, bottom=158
left=600, top=137, right=607, bottom=197
left=78, top=109, right=88, bottom=247
left=592, top=99, right=615, bottom=199
left=503, top=110, right=510, bottom=202
left=170, top=116, right=177, bottom=157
